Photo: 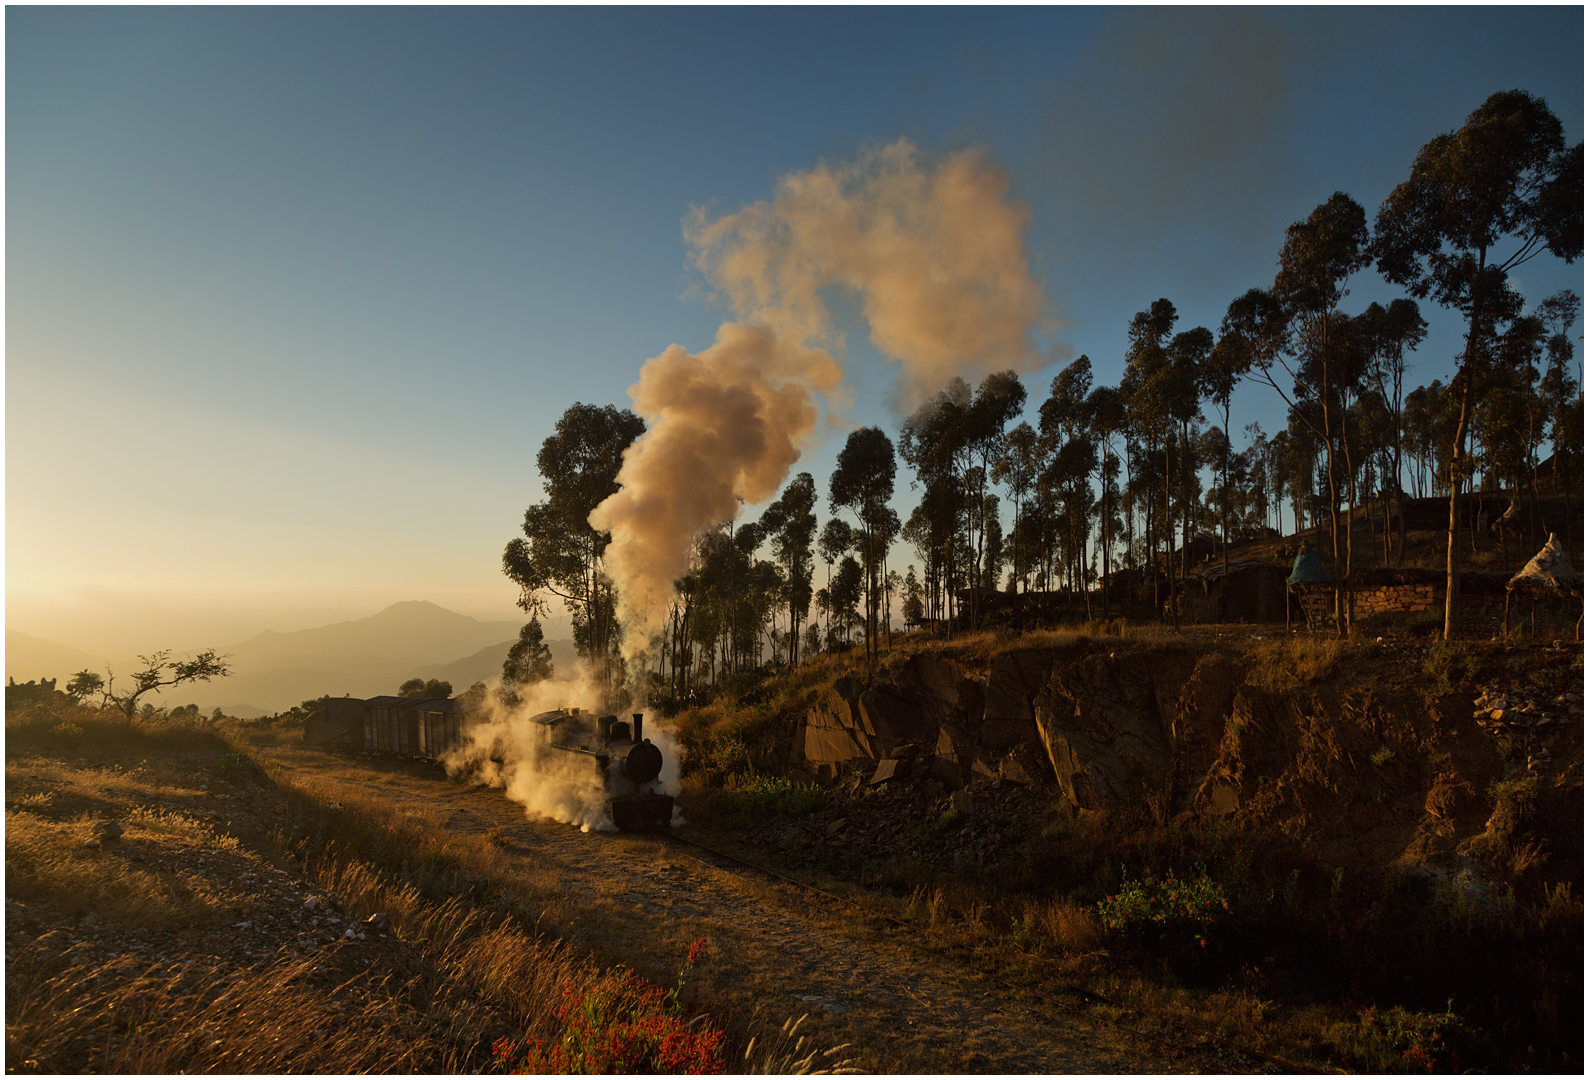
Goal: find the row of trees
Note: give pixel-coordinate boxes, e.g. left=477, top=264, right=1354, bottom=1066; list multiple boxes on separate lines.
left=503, top=90, right=1581, bottom=693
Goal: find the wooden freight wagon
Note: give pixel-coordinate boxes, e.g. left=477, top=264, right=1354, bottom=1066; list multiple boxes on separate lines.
left=305, top=695, right=469, bottom=758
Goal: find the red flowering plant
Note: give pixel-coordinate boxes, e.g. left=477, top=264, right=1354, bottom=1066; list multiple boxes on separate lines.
left=492, top=939, right=724, bottom=1075
left=1329, top=1002, right=1464, bottom=1074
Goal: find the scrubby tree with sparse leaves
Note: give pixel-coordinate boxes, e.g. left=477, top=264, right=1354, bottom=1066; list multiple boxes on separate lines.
left=103, top=650, right=231, bottom=722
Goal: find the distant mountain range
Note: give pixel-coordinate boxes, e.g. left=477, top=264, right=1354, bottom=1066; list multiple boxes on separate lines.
left=7, top=601, right=578, bottom=715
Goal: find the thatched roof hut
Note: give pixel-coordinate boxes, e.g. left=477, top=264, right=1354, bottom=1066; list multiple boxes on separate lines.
left=1507, top=533, right=1581, bottom=597
left=1504, top=533, right=1582, bottom=638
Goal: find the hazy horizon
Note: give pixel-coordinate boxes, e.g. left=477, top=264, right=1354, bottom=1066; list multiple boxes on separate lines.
left=5, top=589, right=568, bottom=660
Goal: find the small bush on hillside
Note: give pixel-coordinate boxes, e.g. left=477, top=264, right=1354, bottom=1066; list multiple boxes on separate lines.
left=1247, top=637, right=1344, bottom=691
left=717, top=668, right=772, bottom=708
left=711, top=773, right=828, bottom=820
left=1097, top=866, right=1229, bottom=947
left=1424, top=644, right=1483, bottom=696
left=1326, top=1002, right=1465, bottom=1073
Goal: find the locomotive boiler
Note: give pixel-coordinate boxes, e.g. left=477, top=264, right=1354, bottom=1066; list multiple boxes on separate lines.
left=524, top=707, right=674, bottom=831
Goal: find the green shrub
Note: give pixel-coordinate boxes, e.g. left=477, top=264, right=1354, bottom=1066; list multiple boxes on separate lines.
left=917, top=807, right=965, bottom=842
left=714, top=773, right=828, bottom=820
left=1097, top=866, right=1229, bottom=947
left=1424, top=644, right=1482, bottom=696
left=214, top=751, right=254, bottom=783
left=1327, top=1002, right=1465, bottom=1073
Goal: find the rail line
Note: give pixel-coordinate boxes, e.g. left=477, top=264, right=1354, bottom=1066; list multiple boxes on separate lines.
left=659, top=828, right=1328, bottom=1075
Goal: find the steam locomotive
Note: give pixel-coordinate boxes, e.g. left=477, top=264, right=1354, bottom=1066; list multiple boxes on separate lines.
left=302, top=696, right=673, bottom=831
left=517, top=708, right=674, bottom=831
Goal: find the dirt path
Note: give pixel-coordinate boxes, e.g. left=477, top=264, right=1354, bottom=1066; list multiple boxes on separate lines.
left=268, top=747, right=1258, bottom=1074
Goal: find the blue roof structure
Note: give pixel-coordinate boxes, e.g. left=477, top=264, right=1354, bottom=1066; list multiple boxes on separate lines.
left=1287, top=551, right=1333, bottom=585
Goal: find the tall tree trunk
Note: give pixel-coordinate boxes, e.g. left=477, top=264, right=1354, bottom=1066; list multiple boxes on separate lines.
left=1316, top=320, right=1346, bottom=638
left=1165, top=437, right=1179, bottom=629
left=1443, top=248, right=1489, bottom=642
left=1341, top=414, right=1358, bottom=630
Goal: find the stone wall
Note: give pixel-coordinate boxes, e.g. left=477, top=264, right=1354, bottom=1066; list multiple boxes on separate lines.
left=1295, top=577, right=1509, bottom=630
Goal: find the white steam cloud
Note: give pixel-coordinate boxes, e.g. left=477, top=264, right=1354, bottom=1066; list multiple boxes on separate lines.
left=592, top=138, right=1053, bottom=657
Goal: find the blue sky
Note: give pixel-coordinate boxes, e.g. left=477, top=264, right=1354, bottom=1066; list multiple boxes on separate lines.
left=7, top=7, right=1583, bottom=654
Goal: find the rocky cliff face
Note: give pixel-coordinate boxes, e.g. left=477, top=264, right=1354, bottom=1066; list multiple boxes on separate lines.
left=786, top=638, right=1570, bottom=870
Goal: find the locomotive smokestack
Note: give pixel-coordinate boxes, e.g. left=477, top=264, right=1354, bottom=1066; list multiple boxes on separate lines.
left=632, top=713, right=644, bottom=743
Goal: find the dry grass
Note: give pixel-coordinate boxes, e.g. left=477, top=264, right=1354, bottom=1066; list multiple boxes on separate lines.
left=5, top=806, right=241, bottom=931
left=6, top=934, right=486, bottom=1074
left=1246, top=635, right=1346, bottom=692
left=5, top=856, right=592, bottom=1074
left=1026, top=896, right=1105, bottom=955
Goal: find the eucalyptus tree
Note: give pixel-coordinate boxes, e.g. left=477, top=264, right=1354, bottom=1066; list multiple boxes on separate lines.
left=500, top=617, right=554, bottom=704
left=1203, top=335, right=1251, bottom=581
left=1536, top=290, right=1583, bottom=491
left=503, top=403, right=646, bottom=690
left=1402, top=382, right=1445, bottom=498
left=817, top=517, right=854, bottom=647
left=1356, top=299, right=1428, bottom=563
left=1473, top=312, right=1548, bottom=549
left=1121, top=300, right=1179, bottom=618
left=1039, top=356, right=1096, bottom=613
left=758, top=472, right=819, bottom=667
left=900, top=373, right=1025, bottom=631
left=903, top=473, right=960, bottom=626
left=1372, top=89, right=1583, bottom=639
left=830, top=556, right=865, bottom=649
left=1274, top=194, right=1373, bottom=631
left=994, top=420, right=1040, bottom=623
left=900, top=379, right=972, bottom=628
left=963, top=372, right=1028, bottom=627
left=831, top=426, right=899, bottom=669
left=1087, top=384, right=1127, bottom=615
left=1167, top=327, right=1213, bottom=593
left=902, top=565, right=925, bottom=629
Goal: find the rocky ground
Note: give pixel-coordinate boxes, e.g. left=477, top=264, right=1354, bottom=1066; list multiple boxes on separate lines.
left=273, top=750, right=1258, bottom=1073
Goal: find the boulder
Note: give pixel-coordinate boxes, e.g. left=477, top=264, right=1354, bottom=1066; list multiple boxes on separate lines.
left=982, top=715, right=1040, bottom=751
left=983, top=651, right=1053, bottom=725
left=927, top=755, right=967, bottom=791
left=1034, top=652, right=1173, bottom=811
left=870, top=758, right=910, bottom=786
left=968, top=752, right=1000, bottom=782
left=909, top=654, right=966, bottom=713
left=1172, top=653, right=1238, bottom=749
left=801, top=685, right=873, bottom=765
left=934, top=721, right=977, bottom=766
left=999, top=741, right=1056, bottom=786
left=857, top=686, right=935, bottom=755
